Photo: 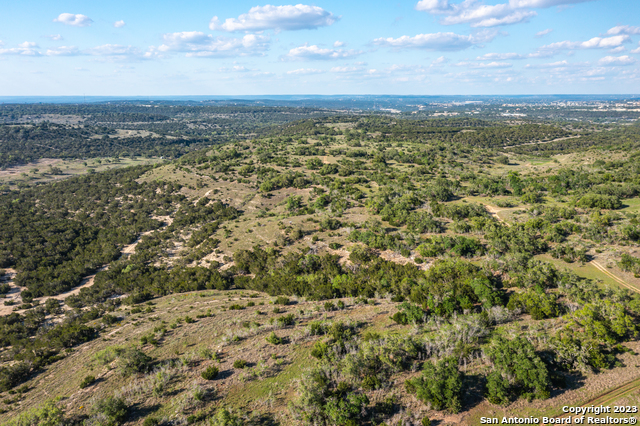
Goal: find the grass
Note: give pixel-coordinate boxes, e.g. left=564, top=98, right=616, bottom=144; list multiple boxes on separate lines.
left=0, top=157, right=162, bottom=189
left=536, top=254, right=622, bottom=288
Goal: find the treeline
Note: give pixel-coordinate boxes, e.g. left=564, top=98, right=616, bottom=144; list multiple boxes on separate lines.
left=0, top=123, right=219, bottom=168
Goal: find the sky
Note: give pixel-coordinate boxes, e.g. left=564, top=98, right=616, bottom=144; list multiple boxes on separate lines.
left=1, top=0, right=640, bottom=96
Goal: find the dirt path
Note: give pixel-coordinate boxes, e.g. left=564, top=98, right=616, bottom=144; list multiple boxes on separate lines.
left=591, top=260, right=640, bottom=293
left=484, top=205, right=524, bottom=226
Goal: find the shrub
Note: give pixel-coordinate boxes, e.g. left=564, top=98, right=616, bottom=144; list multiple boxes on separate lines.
left=79, top=375, right=95, bottom=389
left=201, top=365, right=219, bottom=380
left=228, top=304, right=244, bottom=310
left=266, top=332, right=283, bottom=345
left=485, top=337, right=550, bottom=401
left=143, top=418, right=160, bottom=426
left=184, top=316, right=195, bottom=323
left=486, top=371, right=511, bottom=406
left=0, top=362, right=31, bottom=392
left=210, top=408, right=243, bottom=426
left=5, top=400, right=64, bottom=426
left=102, top=314, right=118, bottom=326
left=233, top=359, right=247, bottom=369
left=406, top=357, right=462, bottom=413
left=277, top=313, right=295, bottom=327
left=274, top=296, right=290, bottom=305
left=577, top=194, right=622, bottom=210
left=117, top=348, right=153, bottom=377
left=92, top=396, right=128, bottom=425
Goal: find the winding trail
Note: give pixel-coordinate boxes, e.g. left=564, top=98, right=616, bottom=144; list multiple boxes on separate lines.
left=590, top=260, right=640, bottom=294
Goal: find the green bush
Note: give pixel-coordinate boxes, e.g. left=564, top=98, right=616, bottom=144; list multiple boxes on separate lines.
left=485, top=337, right=550, bottom=401
left=277, top=313, right=295, bottom=327
left=5, top=400, right=64, bottom=426
left=79, top=375, right=95, bottom=389
left=266, top=332, right=283, bottom=345
left=406, top=357, right=462, bottom=413
left=92, top=396, right=128, bottom=425
left=577, top=194, right=622, bottom=210
left=233, top=359, right=247, bottom=369
left=102, top=314, right=118, bottom=326
left=210, top=408, right=243, bottom=426
left=274, top=296, right=290, bottom=305
left=202, top=365, right=220, bottom=380
left=117, top=348, right=153, bottom=377
left=143, top=417, right=159, bottom=426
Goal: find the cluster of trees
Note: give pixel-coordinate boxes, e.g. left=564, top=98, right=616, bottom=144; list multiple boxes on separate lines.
left=0, top=166, right=183, bottom=296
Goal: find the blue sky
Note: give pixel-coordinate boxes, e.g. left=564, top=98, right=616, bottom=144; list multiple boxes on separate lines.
left=1, top=0, right=639, bottom=95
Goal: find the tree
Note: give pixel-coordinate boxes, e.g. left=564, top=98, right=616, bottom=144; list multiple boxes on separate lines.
left=406, top=357, right=463, bottom=413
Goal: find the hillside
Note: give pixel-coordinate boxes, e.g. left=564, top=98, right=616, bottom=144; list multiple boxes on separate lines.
left=2, top=108, right=640, bottom=425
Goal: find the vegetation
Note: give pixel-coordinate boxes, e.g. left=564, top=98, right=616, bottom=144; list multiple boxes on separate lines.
left=3, top=103, right=640, bottom=425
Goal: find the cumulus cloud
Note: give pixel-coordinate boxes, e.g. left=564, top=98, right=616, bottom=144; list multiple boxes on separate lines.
left=210, top=4, right=338, bottom=32
left=114, top=20, right=126, bottom=28
left=284, top=44, right=363, bottom=60
left=333, top=41, right=345, bottom=47
left=45, top=46, right=80, bottom=56
left=373, top=30, right=497, bottom=51
left=330, top=66, right=363, bottom=73
left=158, top=31, right=270, bottom=57
left=416, top=0, right=593, bottom=28
left=598, top=55, right=636, bottom=66
left=53, top=13, right=93, bottom=27
left=535, top=28, right=553, bottom=37
left=536, top=35, right=630, bottom=55
left=45, top=34, right=63, bottom=41
left=606, top=25, right=640, bottom=35
left=0, top=41, right=40, bottom=56
left=286, top=68, right=324, bottom=74
left=632, top=42, right=640, bottom=54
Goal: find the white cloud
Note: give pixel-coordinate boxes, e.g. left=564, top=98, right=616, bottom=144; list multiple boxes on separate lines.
left=114, top=20, right=126, bottom=28
left=416, top=0, right=593, bottom=28
left=45, top=34, right=63, bottom=41
left=53, top=13, right=93, bottom=27
left=0, top=41, right=40, bottom=56
left=218, top=65, right=252, bottom=72
left=45, top=46, right=80, bottom=56
left=286, top=68, right=324, bottom=74
left=373, top=30, right=497, bottom=51
left=476, top=52, right=524, bottom=60
left=330, top=66, right=363, bottom=73
left=598, top=55, right=636, bottom=66
left=432, top=56, right=449, bottom=65
left=333, top=41, right=345, bottom=47
left=158, top=32, right=270, bottom=57
left=632, top=42, right=640, bottom=54
left=536, top=35, right=630, bottom=56
left=606, top=25, right=640, bottom=35
left=456, top=60, right=513, bottom=68
left=284, top=44, right=363, bottom=60
left=86, top=44, right=141, bottom=56
left=535, top=28, right=553, bottom=37
left=210, top=4, right=338, bottom=32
